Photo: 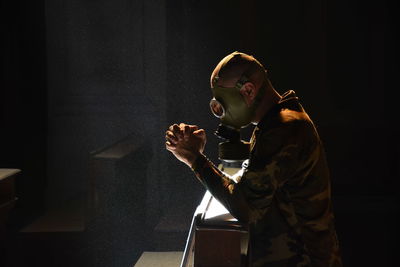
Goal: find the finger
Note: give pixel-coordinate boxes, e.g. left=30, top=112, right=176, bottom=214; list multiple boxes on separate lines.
left=181, top=123, right=199, bottom=136
left=168, top=124, right=179, bottom=131
left=187, top=124, right=199, bottom=132
left=172, top=124, right=183, bottom=139
left=165, top=130, right=176, bottom=136
left=165, top=131, right=178, bottom=144
left=165, top=141, right=176, bottom=150
left=193, top=129, right=206, bottom=139
left=166, top=134, right=178, bottom=145
left=183, top=125, right=190, bottom=139
left=169, top=124, right=182, bottom=137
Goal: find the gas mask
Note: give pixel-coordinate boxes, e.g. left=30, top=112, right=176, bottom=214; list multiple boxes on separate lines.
left=210, top=76, right=255, bottom=129
left=209, top=73, right=266, bottom=163
left=210, top=75, right=266, bottom=129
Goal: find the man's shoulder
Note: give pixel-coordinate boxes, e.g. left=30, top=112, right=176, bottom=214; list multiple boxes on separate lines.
left=279, top=108, right=310, bottom=124
left=256, top=107, right=320, bottom=155
left=262, top=107, right=313, bottom=135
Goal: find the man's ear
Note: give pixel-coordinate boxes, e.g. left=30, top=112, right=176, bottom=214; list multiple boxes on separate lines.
left=240, top=82, right=258, bottom=107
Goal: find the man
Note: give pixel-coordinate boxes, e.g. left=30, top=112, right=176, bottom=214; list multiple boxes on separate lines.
left=165, top=51, right=342, bottom=266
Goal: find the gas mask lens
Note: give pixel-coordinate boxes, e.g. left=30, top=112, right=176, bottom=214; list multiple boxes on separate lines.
left=210, top=98, right=225, bottom=118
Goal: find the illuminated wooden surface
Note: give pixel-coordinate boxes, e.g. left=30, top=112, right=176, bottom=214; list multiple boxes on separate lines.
left=134, top=251, right=183, bottom=267
left=181, top=191, right=249, bottom=267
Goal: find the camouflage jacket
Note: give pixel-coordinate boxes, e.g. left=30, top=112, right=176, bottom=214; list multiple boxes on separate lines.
left=192, top=90, right=342, bottom=266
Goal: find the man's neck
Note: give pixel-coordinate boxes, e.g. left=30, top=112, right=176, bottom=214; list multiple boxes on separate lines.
left=253, top=88, right=281, bottom=124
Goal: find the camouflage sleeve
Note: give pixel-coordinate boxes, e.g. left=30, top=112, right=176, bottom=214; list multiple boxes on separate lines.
left=192, top=120, right=319, bottom=224
left=191, top=154, right=251, bottom=222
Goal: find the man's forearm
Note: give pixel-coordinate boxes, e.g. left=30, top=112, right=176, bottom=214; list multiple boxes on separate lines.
left=191, top=154, right=251, bottom=223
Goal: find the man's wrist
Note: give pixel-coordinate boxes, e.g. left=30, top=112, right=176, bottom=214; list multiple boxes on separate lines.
left=190, top=153, right=207, bottom=172
left=186, top=152, right=200, bottom=168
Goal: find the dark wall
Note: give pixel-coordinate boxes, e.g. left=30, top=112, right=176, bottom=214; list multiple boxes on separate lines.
left=44, top=0, right=168, bottom=225
left=1, top=0, right=47, bottom=225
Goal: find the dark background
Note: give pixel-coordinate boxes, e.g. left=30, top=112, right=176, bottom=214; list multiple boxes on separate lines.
left=1, top=0, right=398, bottom=266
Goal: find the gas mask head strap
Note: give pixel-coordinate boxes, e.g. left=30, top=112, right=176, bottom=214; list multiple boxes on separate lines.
left=235, top=61, right=261, bottom=89
left=213, top=52, right=264, bottom=89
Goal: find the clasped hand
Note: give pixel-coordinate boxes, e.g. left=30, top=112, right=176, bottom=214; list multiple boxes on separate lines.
left=165, top=123, right=206, bottom=168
